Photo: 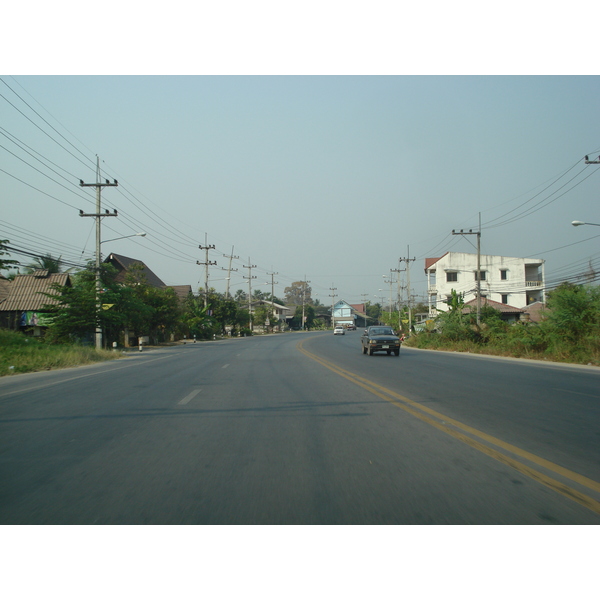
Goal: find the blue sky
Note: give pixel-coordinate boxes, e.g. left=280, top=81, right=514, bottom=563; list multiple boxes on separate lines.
left=2, top=75, right=599, bottom=306
left=2, top=1, right=600, bottom=308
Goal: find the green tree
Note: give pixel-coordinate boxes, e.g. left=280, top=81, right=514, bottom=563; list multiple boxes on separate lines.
left=25, top=253, right=69, bottom=274
left=291, top=304, right=315, bottom=329
left=543, top=283, right=600, bottom=346
left=43, top=262, right=124, bottom=343
left=365, top=301, right=382, bottom=324
left=181, top=294, right=216, bottom=339
left=253, top=303, right=271, bottom=330
left=209, top=291, right=238, bottom=335
left=284, top=281, right=312, bottom=305
left=234, top=289, right=247, bottom=304
left=0, top=240, right=19, bottom=273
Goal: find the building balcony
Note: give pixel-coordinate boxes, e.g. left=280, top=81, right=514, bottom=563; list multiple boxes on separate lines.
left=525, top=280, right=543, bottom=288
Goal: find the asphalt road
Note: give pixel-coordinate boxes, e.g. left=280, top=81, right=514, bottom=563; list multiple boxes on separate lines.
left=1, top=331, right=599, bottom=524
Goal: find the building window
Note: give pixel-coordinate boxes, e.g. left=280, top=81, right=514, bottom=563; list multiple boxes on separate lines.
left=446, top=271, right=458, bottom=282
left=500, top=269, right=508, bottom=280
left=501, top=294, right=508, bottom=304
left=474, top=271, right=486, bottom=281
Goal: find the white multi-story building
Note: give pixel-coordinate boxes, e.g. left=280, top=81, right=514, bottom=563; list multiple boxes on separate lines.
left=425, top=252, right=545, bottom=317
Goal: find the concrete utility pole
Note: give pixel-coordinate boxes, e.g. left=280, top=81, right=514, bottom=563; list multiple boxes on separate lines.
left=382, top=275, right=394, bottom=320
left=243, top=258, right=257, bottom=331
left=390, top=265, right=405, bottom=327
left=452, top=213, right=482, bottom=326
left=398, top=246, right=416, bottom=332
left=301, top=276, right=310, bottom=330
left=360, top=293, right=369, bottom=327
left=267, top=271, right=278, bottom=314
left=223, top=246, right=239, bottom=299
left=198, top=234, right=217, bottom=308
left=329, top=285, right=337, bottom=328
left=79, top=156, right=118, bottom=350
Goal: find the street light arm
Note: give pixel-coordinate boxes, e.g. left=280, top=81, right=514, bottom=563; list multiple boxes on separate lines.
left=101, top=232, right=147, bottom=243
left=572, top=221, right=600, bottom=227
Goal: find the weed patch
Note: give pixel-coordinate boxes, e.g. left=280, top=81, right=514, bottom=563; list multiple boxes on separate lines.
left=0, top=330, right=120, bottom=376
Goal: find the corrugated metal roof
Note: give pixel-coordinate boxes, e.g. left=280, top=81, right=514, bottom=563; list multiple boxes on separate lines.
left=0, top=272, right=71, bottom=311
left=0, top=277, right=11, bottom=303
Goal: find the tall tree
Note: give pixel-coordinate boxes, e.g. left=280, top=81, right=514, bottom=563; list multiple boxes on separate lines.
left=25, top=253, right=66, bottom=274
left=0, top=240, right=19, bottom=273
left=284, top=281, right=312, bottom=305
left=234, top=289, right=247, bottom=304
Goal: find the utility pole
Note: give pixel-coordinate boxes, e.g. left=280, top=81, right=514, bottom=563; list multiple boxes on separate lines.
left=452, top=213, right=482, bottom=325
left=223, top=246, right=239, bottom=299
left=243, top=258, right=257, bottom=331
left=390, top=265, right=405, bottom=331
left=399, top=246, right=416, bottom=333
left=383, top=275, right=393, bottom=320
left=198, top=234, right=216, bottom=308
left=329, top=285, right=337, bottom=329
left=79, top=156, right=118, bottom=350
left=360, top=293, right=369, bottom=328
left=266, top=271, right=278, bottom=315
left=301, top=276, right=310, bottom=330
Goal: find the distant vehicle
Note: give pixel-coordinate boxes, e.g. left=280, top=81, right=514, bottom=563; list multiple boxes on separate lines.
left=346, top=324, right=356, bottom=330
left=360, top=326, right=401, bottom=356
left=333, top=325, right=345, bottom=335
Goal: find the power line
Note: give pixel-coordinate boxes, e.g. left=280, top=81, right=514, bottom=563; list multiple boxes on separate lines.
left=0, top=77, right=94, bottom=170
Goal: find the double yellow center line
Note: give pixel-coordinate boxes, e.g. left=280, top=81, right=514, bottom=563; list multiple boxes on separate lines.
left=298, top=339, right=600, bottom=515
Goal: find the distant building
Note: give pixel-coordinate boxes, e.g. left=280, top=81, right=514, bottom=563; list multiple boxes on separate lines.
left=331, top=300, right=355, bottom=327
left=425, top=252, right=545, bottom=317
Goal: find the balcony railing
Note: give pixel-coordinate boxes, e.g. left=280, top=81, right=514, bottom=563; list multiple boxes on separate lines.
left=525, top=280, right=543, bottom=287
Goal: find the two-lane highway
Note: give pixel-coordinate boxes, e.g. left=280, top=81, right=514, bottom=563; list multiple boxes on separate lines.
left=1, top=331, right=599, bottom=524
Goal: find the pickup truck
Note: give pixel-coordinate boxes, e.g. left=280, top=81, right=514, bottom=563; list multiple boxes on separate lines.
left=360, top=326, right=401, bottom=356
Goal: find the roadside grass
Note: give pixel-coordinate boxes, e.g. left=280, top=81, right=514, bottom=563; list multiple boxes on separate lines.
left=404, top=332, right=600, bottom=366
left=0, top=329, right=120, bottom=377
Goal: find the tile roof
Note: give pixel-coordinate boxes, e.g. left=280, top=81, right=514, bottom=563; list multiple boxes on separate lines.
left=424, top=253, right=448, bottom=271
left=0, top=271, right=71, bottom=311
left=462, top=297, right=524, bottom=314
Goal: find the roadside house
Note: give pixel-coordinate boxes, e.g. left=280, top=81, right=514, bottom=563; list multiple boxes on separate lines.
left=104, top=253, right=167, bottom=287
left=0, top=270, right=71, bottom=334
left=425, top=252, right=545, bottom=318
left=462, top=297, right=525, bottom=324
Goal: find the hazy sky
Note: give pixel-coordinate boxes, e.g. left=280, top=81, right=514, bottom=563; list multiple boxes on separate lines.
left=2, top=75, right=599, bottom=306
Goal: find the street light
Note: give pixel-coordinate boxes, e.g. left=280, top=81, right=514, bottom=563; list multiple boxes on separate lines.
left=102, top=232, right=147, bottom=244
left=572, top=221, right=600, bottom=227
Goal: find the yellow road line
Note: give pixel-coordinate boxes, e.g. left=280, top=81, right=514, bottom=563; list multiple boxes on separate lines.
left=297, top=339, right=600, bottom=515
